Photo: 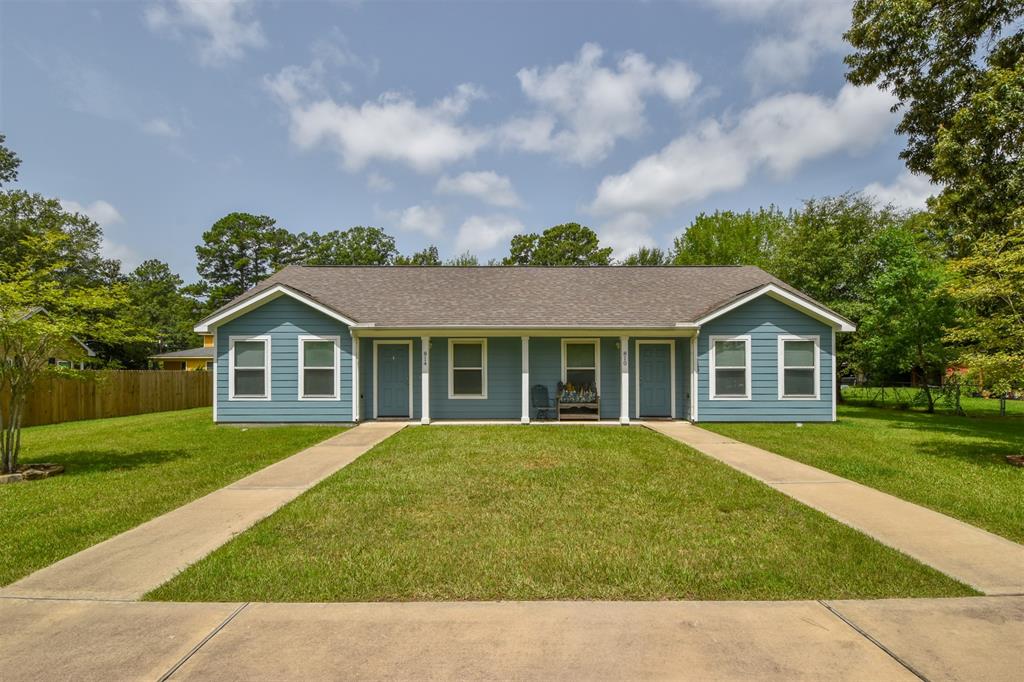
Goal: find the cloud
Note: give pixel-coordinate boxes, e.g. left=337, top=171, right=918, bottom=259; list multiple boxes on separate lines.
left=455, top=214, right=523, bottom=254
left=262, top=30, right=375, bottom=106
left=268, top=79, right=489, bottom=172
left=389, top=204, right=445, bottom=238
left=598, top=212, right=656, bottom=260
left=145, top=0, right=266, bottom=67
left=141, top=117, right=181, bottom=138
left=59, top=199, right=141, bottom=269
left=703, top=0, right=851, bottom=90
left=591, top=83, right=897, bottom=217
left=864, top=171, right=936, bottom=211
left=435, top=171, right=522, bottom=208
left=502, top=42, right=700, bottom=165
left=366, top=172, right=394, bottom=192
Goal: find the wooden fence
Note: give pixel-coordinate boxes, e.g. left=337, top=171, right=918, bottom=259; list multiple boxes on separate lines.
left=2, top=370, right=213, bottom=428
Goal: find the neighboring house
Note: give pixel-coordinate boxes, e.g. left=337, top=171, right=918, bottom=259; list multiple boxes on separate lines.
left=19, top=307, right=95, bottom=369
left=149, top=334, right=214, bottom=371
left=193, top=266, right=856, bottom=424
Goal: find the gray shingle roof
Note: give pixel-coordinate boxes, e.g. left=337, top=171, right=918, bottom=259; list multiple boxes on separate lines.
left=200, top=265, right=849, bottom=329
left=149, top=347, right=213, bottom=360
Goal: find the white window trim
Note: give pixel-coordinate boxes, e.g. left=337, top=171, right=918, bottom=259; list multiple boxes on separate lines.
left=447, top=338, right=488, bottom=400
left=635, top=339, right=676, bottom=418
left=560, top=338, right=601, bottom=391
left=778, top=334, right=820, bottom=400
left=708, top=334, right=751, bottom=401
left=298, top=335, right=341, bottom=401
left=228, top=335, right=272, bottom=401
left=372, top=340, right=414, bottom=419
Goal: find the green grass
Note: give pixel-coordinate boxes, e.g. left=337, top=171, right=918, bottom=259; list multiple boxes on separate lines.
left=703, top=405, right=1024, bottom=543
left=0, top=408, right=343, bottom=587
left=841, top=386, right=1024, bottom=416
left=147, top=425, right=973, bottom=602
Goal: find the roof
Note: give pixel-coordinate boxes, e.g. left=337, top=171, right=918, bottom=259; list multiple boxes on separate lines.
left=149, top=347, right=214, bottom=360
left=18, top=306, right=96, bottom=355
left=196, top=265, right=855, bottom=331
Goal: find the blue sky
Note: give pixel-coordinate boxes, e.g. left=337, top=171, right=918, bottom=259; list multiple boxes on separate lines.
left=2, top=0, right=933, bottom=280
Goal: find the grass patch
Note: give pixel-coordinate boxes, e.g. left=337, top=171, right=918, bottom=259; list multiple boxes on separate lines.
left=841, top=386, right=1024, bottom=416
left=147, top=425, right=973, bottom=602
left=0, top=408, right=342, bottom=586
left=703, top=405, right=1024, bottom=543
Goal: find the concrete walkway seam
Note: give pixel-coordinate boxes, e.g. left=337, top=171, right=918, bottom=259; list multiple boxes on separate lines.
left=158, top=602, right=250, bottom=682
left=819, top=600, right=929, bottom=682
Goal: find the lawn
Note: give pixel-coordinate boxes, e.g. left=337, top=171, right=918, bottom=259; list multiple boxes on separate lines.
left=0, top=408, right=342, bottom=587
left=148, top=425, right=973, bottom=602
left=841, top=385, right=1024, bottom=416
left=703, top=405, right=1024, bottom=543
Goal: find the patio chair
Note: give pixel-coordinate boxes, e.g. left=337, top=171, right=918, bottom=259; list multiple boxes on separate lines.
left=531, top=384, right=556, bottom=421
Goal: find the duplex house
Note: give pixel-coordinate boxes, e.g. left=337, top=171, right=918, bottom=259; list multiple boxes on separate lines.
left=193, top=265, right=855, bottom=424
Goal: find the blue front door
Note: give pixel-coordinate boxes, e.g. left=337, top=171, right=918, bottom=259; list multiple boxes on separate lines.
left=638, top=343, right=672, bottom=417
left=377, top=344, right=410, bottom=417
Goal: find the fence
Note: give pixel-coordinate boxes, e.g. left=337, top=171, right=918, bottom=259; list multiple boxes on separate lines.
left=2, top=370, right=213, bottom=428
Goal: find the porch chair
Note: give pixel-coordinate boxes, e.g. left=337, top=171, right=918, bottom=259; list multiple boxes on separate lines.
left=531, top=384, right=556, bottom=421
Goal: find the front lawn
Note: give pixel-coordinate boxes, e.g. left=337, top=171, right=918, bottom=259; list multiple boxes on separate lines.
left=0, top=408, right=342, bottom=586
left=703, top=405, right=1024, bottom=543
left=841, top=386, right=1024, bottom=416
left=148, top=425, right=972, bottom=602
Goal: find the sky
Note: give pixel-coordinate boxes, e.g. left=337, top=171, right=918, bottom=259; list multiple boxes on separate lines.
left=1, top=0, right=935, bottom=280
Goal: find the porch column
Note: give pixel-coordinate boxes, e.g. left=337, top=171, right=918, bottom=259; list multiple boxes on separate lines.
left=619, top=335, right=630, bottom=424
left=521, top=336, right=530, bottom=424
left=351, top=333, right=360, bottom=422
left=420, top=336, right=431, bottom=425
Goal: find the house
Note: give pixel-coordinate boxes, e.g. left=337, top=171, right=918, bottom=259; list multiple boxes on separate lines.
left=193, top=266, right=855, bottom=424
left=149, top=335, right=214, bottom=371
left=19, top=307, right=95, bottom=369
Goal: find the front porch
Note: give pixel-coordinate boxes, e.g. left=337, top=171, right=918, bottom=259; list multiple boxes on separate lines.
left=354, top=333, right=695, bottom=425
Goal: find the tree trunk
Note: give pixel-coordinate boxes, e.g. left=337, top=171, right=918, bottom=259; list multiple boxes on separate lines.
left=1, top=389, right=25, bottom=474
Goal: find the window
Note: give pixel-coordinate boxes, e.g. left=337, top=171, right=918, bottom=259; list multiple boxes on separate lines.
left=709, top=335, right=750, bottom=399
left=300, top=336, right=339, bottom=400
left=205, top=361, right=214, bottom=371
left=230, top=336, right=270, bottom=399
left=449, top=339, right=487, bottom=399
left=779, top=335, right=819, bottom=399
left=562, top=339, right=599, bottom=390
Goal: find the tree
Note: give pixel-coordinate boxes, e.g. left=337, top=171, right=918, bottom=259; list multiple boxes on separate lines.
left=297, top=226, right=398, bottom=266
left=395, top=245, right=441, bottom=266
left=620, top=247, right=670, bottom=266
left=446, top=251, right=479, bottom=266
left=0, top=133, right=20, bottom=186
left=195, top=213, right=296, bottom=309
left=671, top=208, right=788, bottom=268
left=0, top=230, right=137, bottom=473
left=856, top=226, right=955, bottom=412
left=503, top=223, right=613, bottom=266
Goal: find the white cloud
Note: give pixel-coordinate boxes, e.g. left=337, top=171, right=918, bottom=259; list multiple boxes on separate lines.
left=704, top=0, right=851, bottom=90
left=262, top=30, right=374, bottom=106
left=269, top=81, right=489, bottom=173
left=502, top=43, right=700, bottom=165
left=366, top=172, right=394, bottom=192
left=599, top=212, right=656, bottom=260
left=141, top=117, right=181, bottom=138
left=145, top=0, right=266, bottom=67
left=435, top=171, right=522, bottom=208
left=59, top=199, right=140, bottom=269
left=389, top=204, right=445, bottom=238
left=591, top=83, right=897, bottom=216
left=455, top=214, right=524, bottom=254
left=864, top=171, right=936, bottom=211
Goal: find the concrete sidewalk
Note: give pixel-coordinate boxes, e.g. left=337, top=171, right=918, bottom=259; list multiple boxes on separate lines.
left=0, top=596, right=1020, bottom=680
left=0, top=421, right=405, bottom=601
left=643, top=421, right=1024, bottom=595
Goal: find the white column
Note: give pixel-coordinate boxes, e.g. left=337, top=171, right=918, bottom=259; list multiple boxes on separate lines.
left=521, top=336, right=530, bottom=424
left=351, top=333, right=360, bottom=422
left=619, top=335, right=630, bottom=424
left=690, top=331, right=699, bottom=423
left=420, top=336, right=431, bottom=424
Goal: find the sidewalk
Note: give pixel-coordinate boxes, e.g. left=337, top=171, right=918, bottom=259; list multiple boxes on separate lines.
left=0, top=596, right=1020, bottom=680
left=0, top=422, right=405, bottom=601
left=643, top=421, right=1024, bottom=595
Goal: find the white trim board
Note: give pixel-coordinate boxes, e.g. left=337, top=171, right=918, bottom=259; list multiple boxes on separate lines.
left=694, top=284, right=856, bottom=333
left=777, top=334, right=820, bottom=401
left=447, top=338, right=488, bottom=400
left=635, top=339, right=676, bottom=418
left=227, top=335, right=272, bottom=401
left=560, top=338, right=601, bottom=391
left=195, top=284, right=359, bottom=333
left=373, top=340, right=414, bottom=419
left=708, top=334, right=752, bottom=401
left=297, top=334, right=341, bottom=401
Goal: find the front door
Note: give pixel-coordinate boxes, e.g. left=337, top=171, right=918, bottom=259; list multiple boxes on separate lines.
left=377, top=343, right=410, bottom=418
left=638, top=343, right=672, bottom=417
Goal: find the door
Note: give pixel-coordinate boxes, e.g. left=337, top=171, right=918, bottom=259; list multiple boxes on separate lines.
left=377, top=343, right=410, bottom=417
left=638, top=343, right=672, bottom=417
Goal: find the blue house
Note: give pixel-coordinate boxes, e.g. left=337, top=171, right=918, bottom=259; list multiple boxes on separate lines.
left=193, top=266, right=855, bottom=424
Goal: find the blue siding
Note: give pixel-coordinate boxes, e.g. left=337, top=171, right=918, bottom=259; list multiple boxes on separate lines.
left=430, top=337, right=521, bottom=419
left=215, top=296, right=352, bottom=423
left=360, top=338, right=422, bottom=420
left=697, top=297, right=834, bottom=422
